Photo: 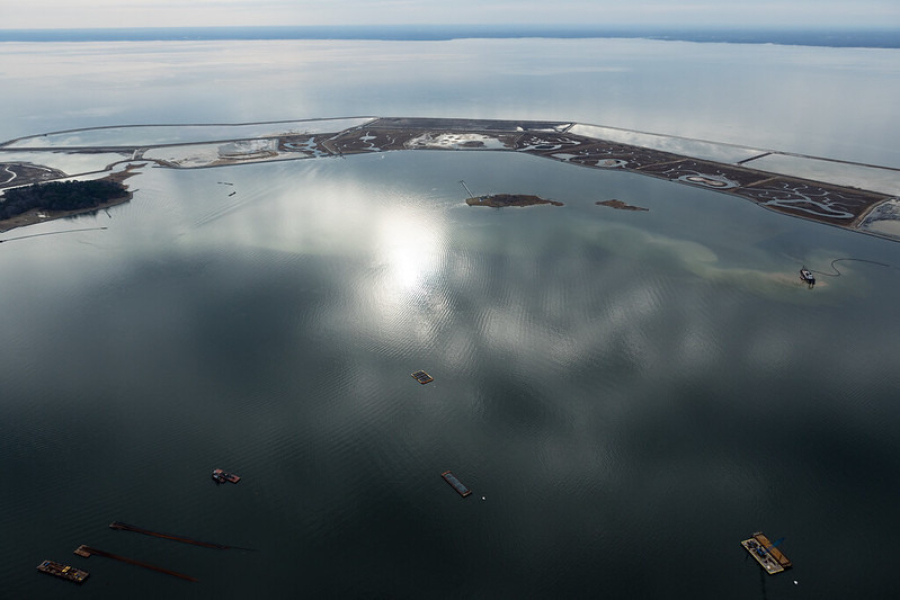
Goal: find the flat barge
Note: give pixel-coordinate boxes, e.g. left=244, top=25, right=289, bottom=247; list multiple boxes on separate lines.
left=741, top=532, right=792, bottom=575
left=441, top=471, right=472, bottom=498
left=37, top=560, right=89, bottom=584
left=411, top=370, right=434, bottom=384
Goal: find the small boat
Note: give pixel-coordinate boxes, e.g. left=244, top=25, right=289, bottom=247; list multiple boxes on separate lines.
left=800, top=267, right=815, bottom=287
left=212, top=468, right=241, bottom=484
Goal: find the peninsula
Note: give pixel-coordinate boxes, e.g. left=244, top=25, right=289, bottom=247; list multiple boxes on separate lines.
left=2, top=117, right=898, bottom=239
left=0, top=168, right=135, bottom=232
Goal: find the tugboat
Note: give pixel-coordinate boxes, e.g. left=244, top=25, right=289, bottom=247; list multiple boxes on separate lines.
left=212, top=468, right=241, bottom=484
left=800, top=267, right=816, bottom=288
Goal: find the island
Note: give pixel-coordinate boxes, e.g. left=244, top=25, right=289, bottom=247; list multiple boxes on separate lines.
left=596, top=199, right=649, bottom=211
left=466, top=194, right=563, bottom=208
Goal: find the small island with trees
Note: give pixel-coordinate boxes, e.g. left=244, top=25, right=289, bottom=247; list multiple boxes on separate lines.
left=0, top=171, right=133, bottom=232
left=596, top=199, right=648, bottom=211
left=466, top=193, right=563, bottom=208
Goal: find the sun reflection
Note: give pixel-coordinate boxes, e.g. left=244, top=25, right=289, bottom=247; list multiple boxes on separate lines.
left=373, top=208, right=444, bottom=305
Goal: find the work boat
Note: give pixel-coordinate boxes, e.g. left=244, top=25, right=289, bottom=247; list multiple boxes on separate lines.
left=800, top=267, right=816, bottom=287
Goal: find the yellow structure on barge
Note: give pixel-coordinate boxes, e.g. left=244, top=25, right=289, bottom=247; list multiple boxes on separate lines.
left=741, top=532, right=792, bottom=575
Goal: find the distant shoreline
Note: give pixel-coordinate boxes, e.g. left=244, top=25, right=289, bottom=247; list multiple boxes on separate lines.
left=2, top=116, right=898, bottom=241
left=1, top=26, right=898, bottom=49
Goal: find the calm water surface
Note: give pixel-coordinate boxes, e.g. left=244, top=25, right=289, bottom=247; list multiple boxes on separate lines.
left=2, top=38, right=900, bottom=599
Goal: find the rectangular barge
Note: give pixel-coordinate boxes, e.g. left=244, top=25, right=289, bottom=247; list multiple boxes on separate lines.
left=411, top=370, right=434, bottom=384
left=37, top=560, right=89, bottom=584
left=741, top=532, right=792, bottom=575
left=441, top=471, right=472, bottom=497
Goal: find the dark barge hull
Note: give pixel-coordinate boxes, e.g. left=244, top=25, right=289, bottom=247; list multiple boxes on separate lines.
left=442, top=471, right=472, bottom=497
left=37, top=560, right=89, bottom=584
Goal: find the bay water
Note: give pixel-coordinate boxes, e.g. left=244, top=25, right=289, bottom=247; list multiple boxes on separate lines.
left=2, top=35, right=900, bottom=598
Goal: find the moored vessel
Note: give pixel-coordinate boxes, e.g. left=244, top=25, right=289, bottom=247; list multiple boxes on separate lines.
left=212, top=468, right=241, bottom=484
left=411, top=370, right=434, bottom=384
left=441, top=471, right=472, bottom=497
left=37, top=560, right=89, bottom=584
left=741, top=532, right=792, bottom=575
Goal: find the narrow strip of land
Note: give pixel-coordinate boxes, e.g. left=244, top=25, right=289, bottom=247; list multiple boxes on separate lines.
left=2, top=117, right=898, bottom=240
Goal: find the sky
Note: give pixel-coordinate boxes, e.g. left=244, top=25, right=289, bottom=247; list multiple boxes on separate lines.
left=0, top=0, right=898, bottom=31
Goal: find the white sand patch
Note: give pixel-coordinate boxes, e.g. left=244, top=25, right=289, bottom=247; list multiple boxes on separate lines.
left=143, top=139, right=292, bottom=168
left=218, top=139, right=278, bottom=158
left=405, top=133, right=508, bottom=151
left=143, top=143, right=223, bottom=167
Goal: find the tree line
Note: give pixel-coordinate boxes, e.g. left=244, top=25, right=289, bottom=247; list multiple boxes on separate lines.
left=0, top=179, right=127, bottom=220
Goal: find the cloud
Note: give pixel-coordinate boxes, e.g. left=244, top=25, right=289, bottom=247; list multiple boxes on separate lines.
left=1, top=0, right=898, bottom=29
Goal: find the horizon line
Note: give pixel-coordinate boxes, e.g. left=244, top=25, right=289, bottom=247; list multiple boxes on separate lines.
left=0, top=25, right=898, bottom=49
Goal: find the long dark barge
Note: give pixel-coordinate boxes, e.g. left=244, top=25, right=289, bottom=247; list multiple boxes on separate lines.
left=74, top=545, right=197, bottom=582
left=110, top=521, right=233, bottom=549
left=441, top=471, right=472, bottom=497
left=741, top=532, right=792, bottom=575
left=37, top=560, right=89, bottom=584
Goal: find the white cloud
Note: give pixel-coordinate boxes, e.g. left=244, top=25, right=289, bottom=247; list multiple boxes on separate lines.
left=0, top=0, right=897, bottom=29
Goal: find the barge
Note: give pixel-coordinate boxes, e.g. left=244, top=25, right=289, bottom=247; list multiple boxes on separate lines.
left=411, top=370, right=434, bottom=384
left=37, top=560, right=89, bottom=584
left=441, top=471, right=472, bottom=498
left=212, top=468, right=241, bottom=484
left=741, top=532, right=792, bottom=575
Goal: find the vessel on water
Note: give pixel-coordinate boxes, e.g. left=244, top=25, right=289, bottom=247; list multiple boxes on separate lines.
left=441, top=471, right=472, bottom=498
left=411, top=370, right=434, bottom=384
left=212, top=468, right=241, bottom=484
left=741, top=532, right=792, bottom=575
left=800, top=267, right=816, bottom=287
left=37, top=560, right=89, bottom=584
